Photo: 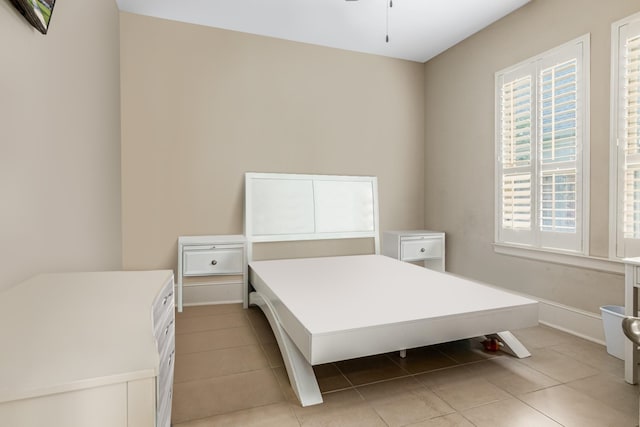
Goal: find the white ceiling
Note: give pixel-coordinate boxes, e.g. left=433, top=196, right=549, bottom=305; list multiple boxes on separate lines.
left=116, top=0, right=530, bottom=63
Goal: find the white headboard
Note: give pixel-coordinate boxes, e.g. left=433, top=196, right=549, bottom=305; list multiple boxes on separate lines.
left=244, top=172, right=380, bottom=268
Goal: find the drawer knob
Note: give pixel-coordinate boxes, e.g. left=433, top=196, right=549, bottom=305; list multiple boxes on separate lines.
left=420, top=248, right=426, bottom=253
left=211, top=260, right=218, bottom=266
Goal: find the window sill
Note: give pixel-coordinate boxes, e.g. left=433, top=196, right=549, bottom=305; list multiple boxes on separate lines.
left=493, top=243, right=624, bottom=275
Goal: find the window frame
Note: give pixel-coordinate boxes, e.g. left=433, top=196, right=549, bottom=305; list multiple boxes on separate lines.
left=495, top=34, right=590, bottom=256
left=610, top=12, right=640, bottom=260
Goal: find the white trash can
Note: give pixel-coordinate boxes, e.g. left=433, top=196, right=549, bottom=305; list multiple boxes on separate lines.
left=600, top=305, right=625, bottom=360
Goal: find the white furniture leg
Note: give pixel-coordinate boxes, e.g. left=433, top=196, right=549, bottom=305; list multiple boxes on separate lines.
left=625, top=263, right=639, bottom=384
left=488, top=331, right=531, bottom=358
left=249, top=292, right=323, bottom=407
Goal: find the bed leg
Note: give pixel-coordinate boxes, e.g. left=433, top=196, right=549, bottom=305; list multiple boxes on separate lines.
left=249, top=292, right=323, bottom=407
left=399, top=349, right=406, bottom=358
left=491, top=331, right=531, bottom=358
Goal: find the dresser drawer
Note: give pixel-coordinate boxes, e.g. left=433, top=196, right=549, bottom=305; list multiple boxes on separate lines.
left=155, top=316, right=174, bottom=356
left=158, top=352, right=174, bottom=398
left=152, top=281, right=174, bottom=329
left=157, top=388, right=173, bottom=427
left=183, top=246, right=243, bottom=276
left=401, top=238, right=442, bottom=261
left=157, top=341, right=175, bottom=408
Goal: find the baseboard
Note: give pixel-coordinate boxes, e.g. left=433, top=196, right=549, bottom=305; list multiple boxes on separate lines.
left=446, top=272, right=610, bottom=346
left=536, top=298, right=606, bottom=345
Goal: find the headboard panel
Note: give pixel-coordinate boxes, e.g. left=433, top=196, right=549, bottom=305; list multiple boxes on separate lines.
left=245, top=173, right=379, bottom=243
left=244, top=172, right=380, bottom=305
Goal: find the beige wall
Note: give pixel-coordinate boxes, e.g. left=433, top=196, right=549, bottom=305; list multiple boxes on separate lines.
left=424, top=0, right=640, bottom=313
left=1, top=0, right=624, bottom=314
left=120, top=13, right=425, bottom=271
left=0, top=0, right=122, bottom=291
left=2, top=0, right=631, bottom=314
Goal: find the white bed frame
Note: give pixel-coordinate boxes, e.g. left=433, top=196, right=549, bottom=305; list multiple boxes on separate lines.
left=244, top=172, right=534, bottom=407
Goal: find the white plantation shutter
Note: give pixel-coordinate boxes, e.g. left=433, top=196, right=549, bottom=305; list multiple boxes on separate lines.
left=540, top=172, right=576, bottom=232
left=496, top=35, right=588, bottom=253
left=623, top=167, right=640, bottom=238
left=613, top=16, right=640, bottom=258
left=623, top=35, right=640, bottom=239
left=502, top=77, right=533, bottom=171
left=502, top=173, right=531, bottom=230
left=539, top=59, right=578, bottom=234
left=497, top=68, right=535, bottom=246
left=501, top=76, right=532, bottom=232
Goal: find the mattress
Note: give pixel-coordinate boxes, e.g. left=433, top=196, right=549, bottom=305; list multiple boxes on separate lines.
left=249, top=254, right=538, bottom=365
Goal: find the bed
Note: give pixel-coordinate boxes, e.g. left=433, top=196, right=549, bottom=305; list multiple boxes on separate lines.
left=244, top=172, right=538, bottom=407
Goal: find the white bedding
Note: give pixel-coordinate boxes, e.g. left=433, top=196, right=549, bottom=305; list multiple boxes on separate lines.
left=249, top=254, right=538, bottom=365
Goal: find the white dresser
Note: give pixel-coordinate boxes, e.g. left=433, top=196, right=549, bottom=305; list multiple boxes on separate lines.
left=0, top=270, right=175, bottom=427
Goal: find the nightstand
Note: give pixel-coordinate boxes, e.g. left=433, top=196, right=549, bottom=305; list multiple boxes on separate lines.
left=177, top=235, right=247, bottom=312
left=382, top=230, right=445, bottom=272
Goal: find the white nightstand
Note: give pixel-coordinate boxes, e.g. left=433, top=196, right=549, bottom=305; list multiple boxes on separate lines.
left=177, top=235, right=247, bottom=312
left=382, top=230, right=445, bottom=272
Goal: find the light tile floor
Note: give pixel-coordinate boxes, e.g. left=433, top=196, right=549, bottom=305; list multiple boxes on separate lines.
left=172, top=304, right=639, bottom=427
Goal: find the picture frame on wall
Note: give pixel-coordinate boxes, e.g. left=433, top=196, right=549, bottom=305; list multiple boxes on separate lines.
left=10, top=0, right=56, bottom=34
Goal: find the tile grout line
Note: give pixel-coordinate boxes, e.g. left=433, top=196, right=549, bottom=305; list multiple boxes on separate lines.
left=511, top=385, right=569, bottom=427
left=175, top=339, right=264, bottom=357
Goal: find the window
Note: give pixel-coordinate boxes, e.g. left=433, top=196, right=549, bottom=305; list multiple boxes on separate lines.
left=611, top=13, right=640, bottom=258
left=495, top=35, right=590, bottom=254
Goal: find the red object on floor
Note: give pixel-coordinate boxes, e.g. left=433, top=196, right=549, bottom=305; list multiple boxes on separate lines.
left=483, top=338, right=501, bottom=352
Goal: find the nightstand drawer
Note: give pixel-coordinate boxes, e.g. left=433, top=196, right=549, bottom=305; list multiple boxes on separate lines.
left=401, top=238, right=442, bottom=261
left=183, top=246, right=243, bottom=276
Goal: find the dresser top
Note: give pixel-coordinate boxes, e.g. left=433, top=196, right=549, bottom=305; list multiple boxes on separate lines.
left=0, top=270, right=173, bottom=403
